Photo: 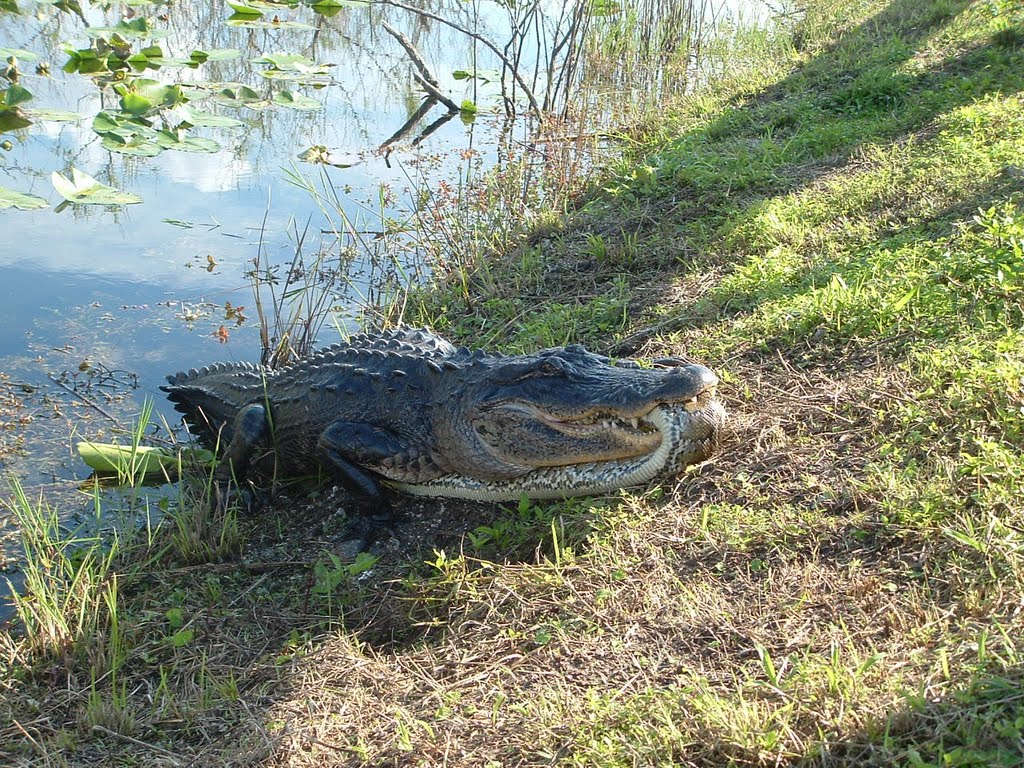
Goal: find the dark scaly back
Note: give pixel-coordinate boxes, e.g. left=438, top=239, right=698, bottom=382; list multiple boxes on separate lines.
left=161, top=329, right=467, bottom=444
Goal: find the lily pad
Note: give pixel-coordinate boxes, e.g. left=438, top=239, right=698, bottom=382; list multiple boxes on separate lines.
left=212, top=84, right=270, bottom=109
left=101, top=132, right=163, bottom=156
left=0, top=186, right=48, bottom=210
left=116, top=79, right=187, bottom=116
left=155, top=129, right=220, bottom=152
left=226, top=17, right=315, bottom=29
left=255, top=53, right=333, bottom=83
left=3, top=84, right=33, bottom=108
left=226, top=0, right=262, bottom=15
left=273, top=90, right=322, bottom=110
left=85, top=18, right=169, bottom=40
left=0, top=107, right=31, bottom=133
left=0, top=48, right=40, bottom=61
left=298, top=144, right=360, bottom=168
left=310, top=0, right=343, bottom=17
left=92, top=110, right=144, bottom=133
left=254, top=53, right=320, bottom=70
left=149, top=48, right=242, bottom=67
left=51, top=167, right=143, bottom=205
left=171, top=106, right=244, bottom=127
left=23, top=108, right=86, bottom=122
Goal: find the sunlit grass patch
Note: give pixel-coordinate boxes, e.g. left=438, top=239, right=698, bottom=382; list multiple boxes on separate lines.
left=2, top=478, right=120, bottom=666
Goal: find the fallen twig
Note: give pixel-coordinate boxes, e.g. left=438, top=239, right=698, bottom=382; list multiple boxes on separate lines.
left=92, top=724, right=184, bottom=765
left=46, top=374, right=121, bottom=425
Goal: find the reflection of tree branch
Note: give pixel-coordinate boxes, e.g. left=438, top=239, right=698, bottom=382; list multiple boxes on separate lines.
left=382, top=21, right=460, bottom=113
left=378, top=95, right=438, bottom=157
left=411, top=110, right=455, bottom=148
left=373, top=0, right=542, bottom=118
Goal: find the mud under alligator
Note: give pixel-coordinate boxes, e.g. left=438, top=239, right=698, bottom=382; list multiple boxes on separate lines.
left=162, top=329, right=725, bottom=508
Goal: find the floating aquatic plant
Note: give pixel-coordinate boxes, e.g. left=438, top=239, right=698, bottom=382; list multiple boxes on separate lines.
left=0, top=185, right=48, bottom=210
left=51, top=167, right=143, bottom=205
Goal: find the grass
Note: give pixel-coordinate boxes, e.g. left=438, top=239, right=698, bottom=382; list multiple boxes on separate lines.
left=3, top=0, right=1024, bottom=764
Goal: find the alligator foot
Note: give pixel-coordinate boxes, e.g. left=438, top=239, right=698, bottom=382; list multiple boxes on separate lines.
left=211, top=480, right=262, bottom=516
left=338, top=499, right=395, bottom=554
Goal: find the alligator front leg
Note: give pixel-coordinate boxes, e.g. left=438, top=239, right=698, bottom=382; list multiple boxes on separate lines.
left=317, top=421, right=407, bottom=548
left=211, top=402, right=270, bottom=511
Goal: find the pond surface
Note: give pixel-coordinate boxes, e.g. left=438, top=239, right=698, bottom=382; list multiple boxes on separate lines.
left=0, top=0, right=773, bottom=580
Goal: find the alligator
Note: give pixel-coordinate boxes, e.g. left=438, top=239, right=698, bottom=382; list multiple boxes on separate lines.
left=162, top=329, right=725, bottom=508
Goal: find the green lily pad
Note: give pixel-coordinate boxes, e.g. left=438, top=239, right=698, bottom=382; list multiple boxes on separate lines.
left=226, top=0, right=262, bottom=15
left=0, top=48, right=40, bottom=61
left=0, top=185, right=48, bottom=210
left=0, top=108, right=31, bottom=133
left=51, top=167, right=143, bottom=205
left=150, top=48, right=242, bottom=67
left=298, top=144, right=360, bottom=168
left=310, top=1, right=342, bottom=17
left=255, top=54, right=333, bottom=83
left=92, top=110, right=141, bottom=133
left=101, top=132, right=163, bottom=156
left=3, top=84, right=33, bottom=108
left=259, top=69, right=332, bottom=84
left=85, top=18, right=169, bottom=40
left=62, top=47, right=115, bottom=76
left=115, top=79, right=187, bottom=116
left=23, top=109, right=87, bottom=122
left=212, top=84, right=270, bottom=109
left=155, top=129, right=220, bottom=152
left=126, top=44, right=165, bottom=65
left=226, top=17, right=315, bottom=29
left=273, top=90, right=322, bottom=110
left=172, top=106, right=244, bottom=127
left=253, top=53, right=316, bottom=69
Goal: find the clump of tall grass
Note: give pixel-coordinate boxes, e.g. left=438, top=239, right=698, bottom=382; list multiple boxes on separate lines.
left=3, top=477, right=120, bottom=665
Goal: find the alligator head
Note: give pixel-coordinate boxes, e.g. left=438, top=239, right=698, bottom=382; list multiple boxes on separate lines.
left=404, top=344, right=725, bottom=500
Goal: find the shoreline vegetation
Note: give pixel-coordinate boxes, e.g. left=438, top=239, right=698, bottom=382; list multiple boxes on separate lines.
left=3, top=0, right=1024, bottom=765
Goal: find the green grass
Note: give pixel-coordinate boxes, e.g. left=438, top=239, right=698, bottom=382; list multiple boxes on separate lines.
left=3, top=0, right=1024, bottom=764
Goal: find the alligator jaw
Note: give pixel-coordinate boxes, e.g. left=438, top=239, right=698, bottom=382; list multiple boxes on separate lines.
left=392, top=399, right=724, bottom=501
left=535, top=407, right=659, bottom=437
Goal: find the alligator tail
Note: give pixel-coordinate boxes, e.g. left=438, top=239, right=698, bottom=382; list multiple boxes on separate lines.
left=161, top=362, right=267, bottom=444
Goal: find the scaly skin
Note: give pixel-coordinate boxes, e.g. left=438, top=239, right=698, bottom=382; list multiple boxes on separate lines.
left=162, top=329, right=725, bottom=503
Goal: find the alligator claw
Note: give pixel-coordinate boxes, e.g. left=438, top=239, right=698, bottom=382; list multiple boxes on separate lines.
left=340, top=502, right=395, bottom=553
left=211, top=481, right=260, bottom=515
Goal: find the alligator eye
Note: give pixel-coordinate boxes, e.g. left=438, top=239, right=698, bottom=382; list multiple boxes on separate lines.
left=525, top=359, right=566, bottom=379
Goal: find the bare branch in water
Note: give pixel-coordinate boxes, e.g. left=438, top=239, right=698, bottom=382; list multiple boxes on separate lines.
left=372, top=0, right=543, bottom=119
left=381, top=21, right=461, bottom=113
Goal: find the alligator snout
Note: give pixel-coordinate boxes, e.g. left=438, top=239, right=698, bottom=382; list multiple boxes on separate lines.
left=650, top=362, right=719, bottom=407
